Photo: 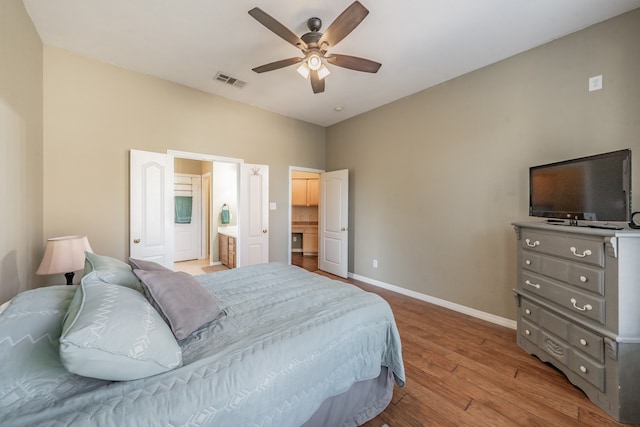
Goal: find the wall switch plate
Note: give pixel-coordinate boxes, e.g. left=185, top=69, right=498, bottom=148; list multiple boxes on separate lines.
left=373, top=259, right=378, bottom=268
left=589, top=75, right=603, bottom=92
left=269, top=202, right=277, bottom=210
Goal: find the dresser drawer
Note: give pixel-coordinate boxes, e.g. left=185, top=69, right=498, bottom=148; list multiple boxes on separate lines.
left=521, top=251, right=541, bottom=272
left=520, top=299, right=539, bottom=324
left=570, top=324, right=604, bottom=363
left=521, top=272, right=605, bottom=325
left=519, top=318, right=539, bottom=345
left=520, top=230, right=604, bottom=267
left=540, top=256, right=604, bottom=296
left=571, top=351, right=605, bottom=391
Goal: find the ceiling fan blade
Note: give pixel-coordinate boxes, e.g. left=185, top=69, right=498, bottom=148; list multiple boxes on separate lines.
left=252, top=57, right=304, bottom=73
left=326, top=54, right=381, bottom=73
left=310, top=70, right=325, bottom=94
left=248, top=7, right=308, bottom=50
left=318, top=1, right=369, bottom=49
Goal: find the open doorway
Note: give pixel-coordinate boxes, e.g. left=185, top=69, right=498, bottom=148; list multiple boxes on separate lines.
left=131, top=150, right=270, bottom=272
left=289, top=167, right=322, bottom=272
left=171, top=156, right=239, bottom=275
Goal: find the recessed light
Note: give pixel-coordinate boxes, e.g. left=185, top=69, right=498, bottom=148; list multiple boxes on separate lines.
left=334, top=106, right=344, bottom=112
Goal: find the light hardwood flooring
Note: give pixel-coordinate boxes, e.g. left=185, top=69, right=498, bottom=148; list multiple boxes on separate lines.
left=313, top=271, right=637, bottom=427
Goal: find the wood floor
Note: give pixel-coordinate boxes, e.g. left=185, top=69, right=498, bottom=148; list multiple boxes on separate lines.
left=311, top=271, right=637, bottom=427
left=291, top=252, right=318, bottom=272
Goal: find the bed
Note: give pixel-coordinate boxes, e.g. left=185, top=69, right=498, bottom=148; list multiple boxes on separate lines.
left=0, top=261, right=405, bottom=427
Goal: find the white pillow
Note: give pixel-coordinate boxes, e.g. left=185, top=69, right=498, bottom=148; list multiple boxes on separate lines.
left=59, top=279, right=182, bottom=381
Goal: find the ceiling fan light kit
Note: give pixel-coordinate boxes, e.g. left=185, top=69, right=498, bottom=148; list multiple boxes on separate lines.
left=296, top=62, right=311, bottom=79
left=317, top=64, right=331, bottom=80
left=307, top=54, right=322, bottom=71
left=249, top=1, right=381, bottom=94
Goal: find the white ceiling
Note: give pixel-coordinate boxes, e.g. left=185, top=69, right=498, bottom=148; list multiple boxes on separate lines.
left=23, top=0, right=640, bottom=127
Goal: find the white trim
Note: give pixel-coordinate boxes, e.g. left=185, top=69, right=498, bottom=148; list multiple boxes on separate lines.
left=201, top=172, right=212, bottom=261
left=167, top=149, right=244, bottom=164
left=350, top=272, right=517, bottom=330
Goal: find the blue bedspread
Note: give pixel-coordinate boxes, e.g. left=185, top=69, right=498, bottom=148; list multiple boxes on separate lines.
left=0, top=263, right=405, bottom=426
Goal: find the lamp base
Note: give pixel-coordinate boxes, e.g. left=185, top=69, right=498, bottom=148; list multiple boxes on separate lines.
left=64, top=272, right=75, bottom=286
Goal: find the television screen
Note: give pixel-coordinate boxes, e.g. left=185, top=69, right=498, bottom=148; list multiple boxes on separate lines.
left=529, top=149, right=631, bottom=222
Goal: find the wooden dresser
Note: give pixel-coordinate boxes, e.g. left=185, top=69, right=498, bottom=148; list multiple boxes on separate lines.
left=512, top=222, right=640, bottom=423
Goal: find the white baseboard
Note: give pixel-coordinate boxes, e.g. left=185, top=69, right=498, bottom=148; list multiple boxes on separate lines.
left=349, top=272, right=517, bottom=330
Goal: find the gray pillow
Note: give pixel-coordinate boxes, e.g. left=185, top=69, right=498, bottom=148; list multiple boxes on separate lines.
left=60, top=280, right=182, bottom=381
left=128, top=257, right=171, bottom=272
left=133, top=269, right=222, bottom=340
left=83, top=252, right=142, bottom=292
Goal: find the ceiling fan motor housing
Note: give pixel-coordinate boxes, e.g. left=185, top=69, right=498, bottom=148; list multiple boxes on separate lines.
left=307, top=17, right=322, bottom=32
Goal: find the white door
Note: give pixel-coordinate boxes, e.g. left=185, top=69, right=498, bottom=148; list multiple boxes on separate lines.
left=174, top=174, right=201, bottom=262
left=240, top=164, right=269, bottom=266
left=130, top=150, right=174, bottom=268
left=319, top=169, right=349, bottom=278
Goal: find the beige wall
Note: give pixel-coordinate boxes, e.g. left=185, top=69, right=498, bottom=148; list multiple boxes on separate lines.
left=42, top=46, right=325, bottom=275
left=326, top=9, right=640, bottom=320
left=175, top=158, right=204, bottom=175
left=0, top=0, right=43, bottom=303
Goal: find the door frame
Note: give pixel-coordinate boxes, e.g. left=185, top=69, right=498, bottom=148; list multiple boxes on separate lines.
left=201, top=172, right=212, bottom=261
left=287, top=166, right=324, bottom=265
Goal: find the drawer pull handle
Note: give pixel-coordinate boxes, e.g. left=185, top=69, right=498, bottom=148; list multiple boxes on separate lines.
left=579, top=275, right=588, bottom=283
left=570, top=247, right=592, bottom=258
left=525, top=239, right=540, bottom=248
left=525, top=259, right=532, bottom=265
left=525, top=280, right=541, bottom=289
left=580, top=365, right=588, bottom=373
left=580, top=338, right=588, bottom=346
left=525, top=309, right=531, bottom=315
left=525, top=329, right=531, bottom=336
left=570, top=298, right=593, bottom=312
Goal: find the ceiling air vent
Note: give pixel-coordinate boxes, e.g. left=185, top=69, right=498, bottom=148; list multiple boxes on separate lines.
left=214, top=72, right=246, bottom=88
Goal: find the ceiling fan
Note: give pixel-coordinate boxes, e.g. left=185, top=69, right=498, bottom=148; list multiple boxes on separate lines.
left=248, top=1, right=381, bottom=94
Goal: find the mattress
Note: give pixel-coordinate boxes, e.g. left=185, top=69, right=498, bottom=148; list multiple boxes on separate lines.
left=0, top=263, right=405, bottom=426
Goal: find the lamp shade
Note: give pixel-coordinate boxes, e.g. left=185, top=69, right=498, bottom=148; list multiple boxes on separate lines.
left=36, top=236, right=92, bottom=276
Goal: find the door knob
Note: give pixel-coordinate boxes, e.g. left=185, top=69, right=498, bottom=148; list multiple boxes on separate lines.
left=341, top=227, right=346, bottom=231
left=262, top=229, right=268, bottom=233
left=133, top=238, right=141, bottom=244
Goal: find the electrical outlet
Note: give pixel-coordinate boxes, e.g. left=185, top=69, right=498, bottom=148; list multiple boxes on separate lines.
left=589, top=75, right=603, bottom=92
left=373, top=259, right=378, bottom=268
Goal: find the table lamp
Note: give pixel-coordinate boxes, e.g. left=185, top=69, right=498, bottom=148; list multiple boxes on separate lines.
left=36, top=236, right=92, bottom=285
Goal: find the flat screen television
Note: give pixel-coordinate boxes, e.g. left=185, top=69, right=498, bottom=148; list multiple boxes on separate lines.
left=529, top=149, right=631, bottom=222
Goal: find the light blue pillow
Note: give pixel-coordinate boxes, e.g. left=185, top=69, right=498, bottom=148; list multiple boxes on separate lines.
left=83, top=252, right=142, bottom=292
left=59, top=280, right=182, bottom=381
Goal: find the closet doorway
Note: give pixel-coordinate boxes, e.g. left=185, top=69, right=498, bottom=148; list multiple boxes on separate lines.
left=290, top=169, right=320, bottom=272
left=288, top=166, right=350, bottom=278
